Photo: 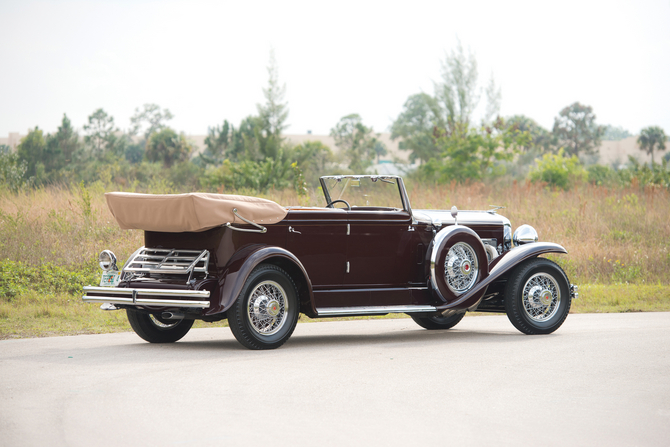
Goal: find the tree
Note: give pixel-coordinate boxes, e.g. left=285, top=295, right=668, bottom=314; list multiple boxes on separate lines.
left=483, top=73, right=501, bottom=123
left=292, top=140, right=333, bottom=184
left=130, top=104, right=174, bottom=139
left=0, top=145, right=28, bottom=192
left=257, top=50, right=289, bottom=138
left=552, top=102, right=604, bottom=157
left=417, top=119, right=528, bottom=183
left=437, top=40, right=480, bottom=130
left=637, top=126, right=667, bottom=164
left=145, top=128, right=193, bottom=167
left=198, top=120, right=233, bottom=166
left=330, top=114, right=378, bottom=172
left=16, top=127, right=47, bottom=181
left=45, top=114, right=82, bottom=172
left=390, top=93, right=443, bottom=163
left=372, top=139, right=388, bottom=164
left=391, top=41, right=501, bottom=163
left=506, top=115, right=552, bottom=152
left=83, top=108, right=118, bottom=156
left=255, top=50, right=289, bottom=160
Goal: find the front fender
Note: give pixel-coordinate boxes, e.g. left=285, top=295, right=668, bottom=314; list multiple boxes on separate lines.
left=206, top=246, right=315, bottom=316
left=435, top=242, right=567, bottom=313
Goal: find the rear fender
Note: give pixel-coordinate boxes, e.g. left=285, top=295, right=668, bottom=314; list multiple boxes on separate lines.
left=435, top=242, right=568, bottom=313
left=206, top=246, right=315, bottom=317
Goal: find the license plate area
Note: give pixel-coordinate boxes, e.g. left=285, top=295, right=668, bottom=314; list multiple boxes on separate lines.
left=100, top=271, right=121, bottom=287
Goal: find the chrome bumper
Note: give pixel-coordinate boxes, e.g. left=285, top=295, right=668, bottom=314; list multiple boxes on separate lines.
left=82, top=286, right=211, bottom=309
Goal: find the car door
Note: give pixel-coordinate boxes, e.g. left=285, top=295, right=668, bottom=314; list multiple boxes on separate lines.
left=284, top=208, right=348, bottom=296
left=345, top=209, right=419, bottom=305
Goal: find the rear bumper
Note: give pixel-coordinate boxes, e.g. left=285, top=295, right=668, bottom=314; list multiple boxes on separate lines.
left=82, top=286, right=211, bottom=309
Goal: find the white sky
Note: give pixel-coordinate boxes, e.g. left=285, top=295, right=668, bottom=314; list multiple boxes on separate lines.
left=1, top=0, right=669, bottom=138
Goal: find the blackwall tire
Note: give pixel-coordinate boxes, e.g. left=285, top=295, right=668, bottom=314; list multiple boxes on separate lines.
left=411, top=312, right=465, bottom=330
left=505, top=258, right=571, bottom=335
left=126, top=309, right=194, bottom=343
left=227, top=264, right=299, bottom=350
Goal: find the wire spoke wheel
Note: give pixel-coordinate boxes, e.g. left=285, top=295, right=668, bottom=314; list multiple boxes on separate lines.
left=228, top=264, right=299, bottom=350
left=505, top=258, right=572, bottom=335
left=246, top=280, right=288, bottom=336
left=522, top=273, right=561, bottom=322
left=445, top=242, right=478, bottom=294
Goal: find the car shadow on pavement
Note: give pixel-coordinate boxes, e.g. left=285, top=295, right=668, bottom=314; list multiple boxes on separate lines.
left=129, top=326, right=541, bottom=353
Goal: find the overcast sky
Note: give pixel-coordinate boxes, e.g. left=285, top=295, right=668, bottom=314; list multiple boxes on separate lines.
left=1, top=0, right=669, bottom=139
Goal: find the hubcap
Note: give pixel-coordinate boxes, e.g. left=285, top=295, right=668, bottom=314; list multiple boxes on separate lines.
left=247, top=280, right=288, bottom=336
left=522, top=273, right=561, bottom=322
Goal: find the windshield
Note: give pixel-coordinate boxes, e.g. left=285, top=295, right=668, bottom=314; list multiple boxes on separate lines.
left=321, top=176, right=405, bottom=210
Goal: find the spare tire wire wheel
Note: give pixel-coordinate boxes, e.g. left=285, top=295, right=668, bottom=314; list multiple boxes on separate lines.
left=444, top=242, right=478, bottom=294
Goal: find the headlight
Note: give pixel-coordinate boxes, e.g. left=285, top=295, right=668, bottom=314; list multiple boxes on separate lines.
left=98, top=250, right=118, bottom=271
left=513, top=225, right=538, bottom=246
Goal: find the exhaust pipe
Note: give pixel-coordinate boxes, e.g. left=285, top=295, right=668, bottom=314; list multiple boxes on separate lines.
left=161, top=312, right=185, bottom=320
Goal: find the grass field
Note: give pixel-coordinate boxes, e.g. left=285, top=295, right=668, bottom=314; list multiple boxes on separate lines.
left=1, top=180, right=669, bottom=339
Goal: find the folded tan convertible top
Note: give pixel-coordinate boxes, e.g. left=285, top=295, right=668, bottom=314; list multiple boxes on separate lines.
left=105, top=192, right=288, bottom=232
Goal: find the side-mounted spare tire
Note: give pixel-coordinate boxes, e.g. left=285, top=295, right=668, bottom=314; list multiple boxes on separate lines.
left=430, top=225, right=488, bottom=303
left=505, top=257, right=571, bottom=335
left=227, top=263, right=300, bottom=350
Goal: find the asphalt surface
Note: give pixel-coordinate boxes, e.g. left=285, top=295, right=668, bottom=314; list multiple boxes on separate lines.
left=1, top=313, right=669, bottom=447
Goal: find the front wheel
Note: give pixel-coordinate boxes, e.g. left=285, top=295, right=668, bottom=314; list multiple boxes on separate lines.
left=126, top=309, right=194, bottom=343
left=505, top=258, right=571, bottom=335
left=411, top=312, right=465, bottom=330
left=227, top=264, right=299, bottom=350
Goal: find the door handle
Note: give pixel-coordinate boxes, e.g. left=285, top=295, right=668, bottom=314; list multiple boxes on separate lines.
left=288, top=226, right=301, bottom=234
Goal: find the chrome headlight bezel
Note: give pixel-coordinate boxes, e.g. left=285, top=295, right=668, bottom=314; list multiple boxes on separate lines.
left=513, top=224, right=539, bottom=246
left=98, top=250, right=118, bottom=271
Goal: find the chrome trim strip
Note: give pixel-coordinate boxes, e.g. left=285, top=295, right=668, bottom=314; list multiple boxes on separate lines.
left=83, top=286, right=210, bottom=298
left=314, top=286, right=428, bottom=293
left=316, top=305, right=437, bottom=316
left=83, top=296, right=210, bottom=308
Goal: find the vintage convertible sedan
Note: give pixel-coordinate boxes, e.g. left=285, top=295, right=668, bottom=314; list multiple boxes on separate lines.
left=83, top=175, right=577, bottom=349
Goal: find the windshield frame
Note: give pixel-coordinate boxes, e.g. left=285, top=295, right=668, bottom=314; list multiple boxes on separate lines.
left=319, top=175, right=413, bottom=215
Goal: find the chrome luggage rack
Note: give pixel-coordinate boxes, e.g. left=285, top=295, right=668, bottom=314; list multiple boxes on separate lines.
left=123, top=247, right=210, bottom=282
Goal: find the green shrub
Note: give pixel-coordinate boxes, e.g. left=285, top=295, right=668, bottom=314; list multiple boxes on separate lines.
left=587, top=164, right=618, bottom=186
left=528, top=149, right=587, bottom=190
left=0, top=260, right=99, bottom=300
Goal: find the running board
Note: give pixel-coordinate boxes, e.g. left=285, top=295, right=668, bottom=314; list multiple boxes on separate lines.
left=316, top=305, right=437, bottom=317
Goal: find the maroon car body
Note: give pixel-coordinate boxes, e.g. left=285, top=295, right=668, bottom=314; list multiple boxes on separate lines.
left=83, top=175, right=577, bottom=349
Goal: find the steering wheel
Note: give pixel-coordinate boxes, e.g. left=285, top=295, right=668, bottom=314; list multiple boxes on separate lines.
left=326, top=199, right=351, bottom=210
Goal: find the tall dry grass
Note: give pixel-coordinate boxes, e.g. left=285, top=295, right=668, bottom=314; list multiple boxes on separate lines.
left=405, top=180, right=670, bottom=284
left=1, top=181, right=669, bottom=285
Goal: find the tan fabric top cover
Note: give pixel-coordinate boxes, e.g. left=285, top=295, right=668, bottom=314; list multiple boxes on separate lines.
left=105, top=192, right=288, bottom=232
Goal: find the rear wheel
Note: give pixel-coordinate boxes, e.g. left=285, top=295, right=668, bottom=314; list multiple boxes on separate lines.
left=411, top=312, right=465, bottom=330
left=505, top=258, right=571, bottom=335
left=126, top=309, right=194, bottom=343
left=227, top=264, right=299, bottom=350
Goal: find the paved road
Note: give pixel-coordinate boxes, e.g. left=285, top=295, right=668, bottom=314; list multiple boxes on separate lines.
left=1, top=313, right=669, bottom=447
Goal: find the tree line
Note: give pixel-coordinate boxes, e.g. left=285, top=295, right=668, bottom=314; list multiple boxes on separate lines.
left=1, top=46, right=668, bottom=194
